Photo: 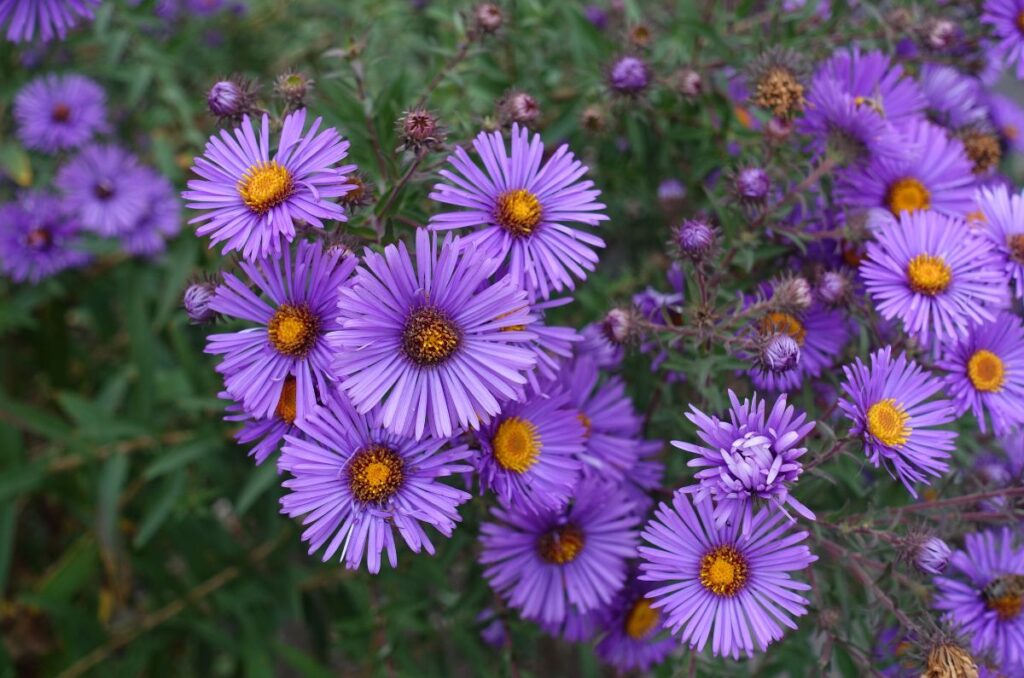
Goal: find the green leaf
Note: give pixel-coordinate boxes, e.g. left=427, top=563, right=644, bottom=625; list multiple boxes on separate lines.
left=133, top=469, right=186, bottom=547
left=235, top=461, right=279, bottom=516
left=142, top=438, right=215, bottom=480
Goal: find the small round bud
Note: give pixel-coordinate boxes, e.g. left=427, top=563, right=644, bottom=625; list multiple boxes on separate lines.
left=340, top=172, right=373, bottom=208
left=183, top=280, right=218, bottom=324
left=472, top=3, right=503, bottom=35
left=608, top=55, right=651, bottom=95
left=672, top=218, right=716, bottom=260
left=914, top=537, right=952, bottom=575
left=674, top=68, right=703, bottom=98
left=581, top=104, right=607, bottom=133
left=817, top=270, right=850, bottom=306
left=628, top=23, right=652, bottom=49
left=735, top=167, right=771, bottom=202
left=761, top=334, right=801, bottom=374
left=498, top=90, right=541, bottom=127
left=766, top=117, right=793, bottom=142
left=772, top=276, right=813, bottom=312
left=923, top=643, right=977, bottom=678
left=274, top=71, right=313, bottom=106
left=602, top=308, right=636, bottom=345
left=207, top=80, right=243, bottom=118
left=396, top=108, right=447, bottom=152
left=925, top=18, right=958, bottom=51
left=657, top=179, right=686, bottom=213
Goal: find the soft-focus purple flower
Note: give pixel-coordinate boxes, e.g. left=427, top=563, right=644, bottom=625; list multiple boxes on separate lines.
left=14, top=73, right=107, bottom=153
left=674, top=390, right=816, bottom=533
left=799, top=76, right=903, bottom=163
left=0, top=0, right=100, bottom=42
left=0, top=191, right=89, bottom=283
left=812, top=47, right=925, bottom=129
left=982, top=0, right=1024, bottom=79
left=56, top=144, right=153, bottom=236
left=657, top=178, right=686, bottom=212
left=835, top=119, right=976, bottom=219
left=937, top=312, right=1024, bottom=435
left=914, top=536, right=952, bottom=575
left=582, top=4, right=607, bottom=30
left=476, top=608, right=507, bottom=647
left=859, top=210, right=1006, bottom=344
left=330, top=229, right=538, bottom=440
left=975, top=184, right=1024, bottom=300
left=279, top=391, right=473, bottom=573
left=183, top=109, right=356, bottom=261
left=206, top=241, right=356, bottom=422
left=919, top=64, right=987, bottom=129
left=986, top=92, right=1024, bottom=153
left=934, top=528, right=1024, bottom=672
left=594, top=577, right=676, bottom=672
left=838, top=346, right=957, bottom=496
left=222, top=386, right=294, bottom=465
left=480, top=478, right=640, bottom=626
left=429, top=124, right=608, bottom=300
left=749, top=304, right=849, bottom=392
left=577, top=322, right=624, bottom=370
left=119, top=169, right=181, bottom=256
left=608, top=55, right=651, bottom=95
left=639, top=491, right=817, bottom=659
left=473, top=377, right=584, bottom=513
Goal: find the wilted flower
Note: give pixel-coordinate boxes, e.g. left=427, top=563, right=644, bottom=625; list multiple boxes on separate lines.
left=771, top=276, right=813, bottom=313
left=396, top=107, right=447, bottom=152
left=749, top=48, right=805, bottom=119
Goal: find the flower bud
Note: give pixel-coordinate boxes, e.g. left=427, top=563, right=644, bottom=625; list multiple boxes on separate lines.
left=207, top=80, right=243, bottom=118
left=761, top=333, right=801, bottom=374
left=583, top=5, right=607, bottom=30
left=772, top=276, right=813, bottom=312
left=735, top=167, right=771, bottom=202
left=396, top=108, right=447, bottom=152
left=498, top=90, right=541, bottom=127
left=657, top=179, right=686, bottom=213
left=602, top=308, right=637, bottom=345
left=674, top=68, right=703, bottom=98
left=672, top=218, right=716, bottom=260
left=914, top=537, right=952, bottom=575
left=472, top=3, right=503, bottom=35
left=581, top=105, right=607, bottom=133
left=766, top=117, right=793, bottom=142
left=925, top=18, right=958, bottom=51
left=817, top=270, right=850, bottom=306
left=275, top=71, right=313, bottom=106
left=183, top=279, right=219, bottom=324
left=608, top=55, right=651, bottom=96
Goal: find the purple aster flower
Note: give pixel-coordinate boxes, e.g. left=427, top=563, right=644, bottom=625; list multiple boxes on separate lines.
left=799, top=75, right=904, bottom=164
left=330, top=229, right=538, bottom=440
left=934, top=528, right=1024, bottom=672
left=0, top=191, right=89, bottom=283
left=983, top=0, right=1024, bottom=79
left=564, top=357, right=646, bottom=482
left=919, top=64, right=987, bottom=129
left=582, top=4, right=606, bottom=30
left=937, top=312, right=1024, bottom=435
left=859, top=210, right=1006, bottom=344
left=428, top=123, right=608, bottom=300
left=278, top=391, right=473, bottom=573
left=577, top=322, right=624, bottom=370
left=594, top=578, right=677, bottom=672
left=56, top=144, right=153, bottom=236
left=749, top=303, right=849, bottom=392
left=835, top=119, right=976, bottom=219
left=222, top=382, right=297, bottom=465
left=518, top=296, right=581, bottom=390
left=812, top=47, right=925, bottom=128
left=623, top=439, right=665, bottom=515
left=540, top=606, right=602, bottom=642
left=183, top=109, right=356, bottom=261
left=838, top=346, right=957, bottom=496
left=119, top=169, right=181, bottom=257
left=976, top=184, right=1024, bottom=300
left=14, top=73, right=107, bottom=154
left=986, top=92, right=1024, bottom=153
left=206, top=240, right=357, bottom=422
left=674, top=390, right=816, bottom=533
left=473, top=378, right=584, bottom=513
left=639, top=491, right=817, bottom=659
left=479, top=478, right=640, bottom=625
left=608, top=55, right=651, bottom=95
left=0, top=0, right=99, bottom=42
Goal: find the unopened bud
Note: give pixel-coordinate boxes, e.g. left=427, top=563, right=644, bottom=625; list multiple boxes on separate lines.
left=772, top=276, right=813, bottom=312
left=183, top=279, right=219, bottom=324
left=207, top=80, right=242, bottom=118
left=672, top=217, right=716, bottom=260
left=914, top=537, right=952, bottom=575
left=275, top=71, right=312, bottom=106
left=498, top=90, right=541, bottom=127
left=602, top=308, right=636, bottom=345
left=735, top=167, right=771, bottom=202
left=657, top=179, right=686, bottom=213
left=608, top=55, right=651, bottom=95
left=396, top=108, right=447, bottom=152
left=674, top=68, right=703, bottom=98
left=472, top=3, right=503, bottom=35
left=761, top=333, right=801, bottom=374
left=925, top=18, right=958, bottom=51
left=817, top=270, right=850, bottom=306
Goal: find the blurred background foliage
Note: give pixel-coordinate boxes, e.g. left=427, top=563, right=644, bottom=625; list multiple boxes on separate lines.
left=0, top=0, right=1015, bottom=676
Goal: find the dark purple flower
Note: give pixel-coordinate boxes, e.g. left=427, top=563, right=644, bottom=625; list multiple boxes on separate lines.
left=56, top=144, right=153, bottom=236
left=118, top=169, right=181, bottom=257
left=14, top=73, right=107, bottom=153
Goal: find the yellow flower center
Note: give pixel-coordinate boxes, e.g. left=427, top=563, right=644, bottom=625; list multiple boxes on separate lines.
left=886, top=177, right=931, bottom=215
left=577, top=412, right=592, bottom=439
left=537, top=524, right=585, bottom=565
left=492, top=416, right=541, bottom=473
left=760, top=311, right=807, bottom=345
left=402, top=306, right=461, bottom=366
left=1017, top=10, right=1024, bottom=34
left=866, top=399, right=911, bottom=448
left=624, top=599, right=659, bottom=639
left=267, top=304, right=320, bottom=357
left=275, top=376, right=297, bottom=424
left=906, top=254, right=952, bottom=296
left=967, top=349, right=1005, bottom=393
left=699, top=545, right=748, bottom=597
left=987, top=590, right=1023, bottom=621
left=347, top=444, right=405, bottom=504
left=238, top=161, right=294, bottom=214
left=495, top=189, right=542, bottom=236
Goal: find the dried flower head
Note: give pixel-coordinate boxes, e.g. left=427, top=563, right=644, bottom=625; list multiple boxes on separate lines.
left=627, top=23, right=652, bottom=49
left=750, top=49, right=806, bottom=119
left=274, top=71, right=313, bottom=107
left=771, top=276, right=813, bottom=313
left=959, top=125, right=1002, bottom=175
left=922, top=642, right=977, bottom=678
left=581, top=104, right=607, bottom=132
left=396, top=108, right=447, bottom=152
